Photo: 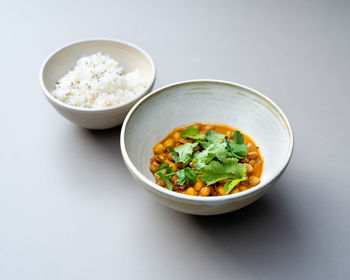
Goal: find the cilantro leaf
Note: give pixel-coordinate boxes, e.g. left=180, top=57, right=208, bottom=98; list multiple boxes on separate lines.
left=193, top=150, right=216, bottom=170
left=169, top=147, right=180, bottom=163
left=200, top=161, right=236, bottom=185
left=200, top=159, right=247, bottom=185
left=193, top=142, right=228, bottom=169
left=197, top=140, right=211, bottom=149
left=181, top=127, right=206, bottom=140
left=174, top=143, right=198, bottom=166
left=209, top=142, right=228, bottom=161
left=155, top=163, right=174, bottom=191
left=176, top=167, right=198, bottom=185
left=223, top=178, right=246, bottom=194
left=206, top=130, right=226, bottom=143
left=156, top=162, right=174, bottom=173
left=225, top=130, right=248, bottom=159
left=234, top=130, right=244, bottom=145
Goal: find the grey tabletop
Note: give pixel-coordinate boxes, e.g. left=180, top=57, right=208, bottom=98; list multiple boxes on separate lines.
left=1, top=0, right=350, bottom=279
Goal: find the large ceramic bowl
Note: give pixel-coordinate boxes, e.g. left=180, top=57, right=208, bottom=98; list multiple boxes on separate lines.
left=40, top=38, right=156, bottom=129
left=121, top=80, right=293, bottom=215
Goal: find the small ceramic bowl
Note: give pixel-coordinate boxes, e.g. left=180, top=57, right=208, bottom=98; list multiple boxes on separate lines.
left=40, top=38, right=156, bottom=129
left=121, top=80, right=293, bottom=215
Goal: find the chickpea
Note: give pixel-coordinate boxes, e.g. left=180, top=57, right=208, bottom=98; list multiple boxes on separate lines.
left=249, top=160, right=256, bottom=166
left=239, top=185, right=248, bottom=192
left=171, top=175, right=178, bottom=184
left=244, top=163, right=254, bottom=174
left=157, top=154, right=166, bottom=162
left=153, top=143, right=166, bottom=154
left=164, top=138, right=175, bottom=148
left=200, top=186, right=211, bottom=196
left=167, top=153, right=173, bottom=161
left=173, top=132, right=182, bottom=141
left=156, top=178, right=166, bottom=187
left=230, top=188, right=240, bottom=194
left=189, top=161, right=195, bottom=168
left=247, top=151, right=258, bottom=160
left=194, top=180, right=204, bottom=191
left=150, top=161, right=160, bottom=173
left=186, top=187, right=197, bottom=196
left=249, top=176, right=260, bottom=186
left=217, top=186, right=226, bottom=196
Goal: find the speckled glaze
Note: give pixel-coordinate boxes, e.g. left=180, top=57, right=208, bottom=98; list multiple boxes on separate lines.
left=121, top=80, right=293, bottom=215
left=40, top=38, right=156, bottom=129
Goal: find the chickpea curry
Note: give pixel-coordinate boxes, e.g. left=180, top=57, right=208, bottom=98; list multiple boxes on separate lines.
left=150, top=123, right=263, bottom=196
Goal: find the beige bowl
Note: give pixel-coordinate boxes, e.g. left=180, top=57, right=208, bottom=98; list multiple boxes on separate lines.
left=40, top=38, right=156, bottom=129
left=121, top=80, right=294, bottom=215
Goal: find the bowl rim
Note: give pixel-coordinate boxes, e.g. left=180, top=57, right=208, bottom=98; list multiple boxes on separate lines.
left=120, top=79, right=294, bottom=202
left=39, top=37, right=156, bottom=112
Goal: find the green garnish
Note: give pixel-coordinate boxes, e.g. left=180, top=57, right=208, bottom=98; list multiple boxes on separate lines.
left=181, top=126, right=206, bottom=140
left=197, top=139, right=211, bottom=149
left=223, top=178, right=245, bottom=194
left=176, top=167, right=198, bottom=186
left=206, top=130, right=226, bottom=143
left=192, top=130, right=228, bottom=169
left=155, top=163, right=175, bottom=190
left=174, top=142, right=198, bottom=166
left=193, top=142, right=228, bottom=169
left=169, top=147, right=179, bottom=162
left=153, top=127, right=250, bottom=195
left=200, top=158, right=247, bottom=185
left=225, top=130, right=248, bottom=159
left=234, top=130, right=244, bottom=145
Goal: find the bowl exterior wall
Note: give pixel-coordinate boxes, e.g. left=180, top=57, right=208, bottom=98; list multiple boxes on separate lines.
left=125, top=163, right=284, bottom=215
left=44, top=86, right=153, bottom=129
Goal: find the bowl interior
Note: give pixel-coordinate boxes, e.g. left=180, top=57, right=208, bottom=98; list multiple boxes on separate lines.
left=124, top=81, right=292, bottom=188
left=42, top=39, right=155, bottom=95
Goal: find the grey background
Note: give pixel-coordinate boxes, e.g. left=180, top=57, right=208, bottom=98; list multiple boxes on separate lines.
left=1, top=0, right=349, bottom=279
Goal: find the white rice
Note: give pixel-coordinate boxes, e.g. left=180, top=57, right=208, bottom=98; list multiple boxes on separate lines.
left=52, top=52, right=147, bottom=109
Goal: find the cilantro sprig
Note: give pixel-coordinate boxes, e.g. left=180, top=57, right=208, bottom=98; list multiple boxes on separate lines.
left=192, top=130, right=229, bottom=169
left=181, top=126, right=206, bottom=140
left=172, top=143, right=198, bottom=166
left=155, top=163, right=175, bottom=190
left=225, top=130, right=248, bottom=159
left=177, top=167, right=198, bottom=186
left=155, top=162, right=199, bottom=190
left=200, top=158, right=247, bottom=185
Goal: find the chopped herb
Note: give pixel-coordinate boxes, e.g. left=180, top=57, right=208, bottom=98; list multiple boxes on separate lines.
left=197, top=139, right=211, bottom=149
left=155, top=163, right=175, bottom=190
left=192, top=130, right=228, bottom=169
left=225, top=130, right=248, bottom=159
left=176, top=167, right=198, bottom=185
left=223, top=178, right=246, bottom=194
left=200, top=158, right=247, bottom=185
left=174, top=142, right=198, bottom=166
left=181, top=126, right=206, bottom=140
left=234, top=130, right=244, bottom=145
left=169, top=147, right=180, bottom=163
left=193, top=141, right=227, bottom=169
left=206, top=130, right=226, bottom=143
